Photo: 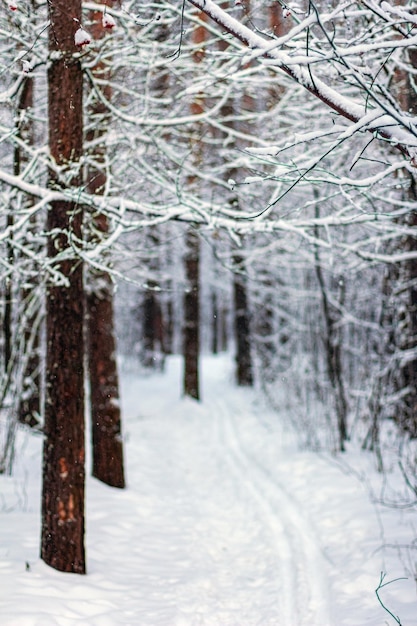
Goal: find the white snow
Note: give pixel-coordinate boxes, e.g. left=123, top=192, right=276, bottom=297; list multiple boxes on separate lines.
left=0, top=354, right=416, bottom=625
left=74, top=28, right=91, bottom=48
left=102, top=13, right=116, bottom=30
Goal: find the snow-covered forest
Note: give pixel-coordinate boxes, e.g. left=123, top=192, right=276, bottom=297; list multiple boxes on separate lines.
left=1, top=0, right=417, bottom=623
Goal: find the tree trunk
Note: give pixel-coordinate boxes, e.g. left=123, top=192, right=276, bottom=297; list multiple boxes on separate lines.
left=85, top=0, right=125, bottom=489
left=314, top=207, right=348, bottom=451
left=183, top=228, right=200, bottom=399
left=88, top=279, right=125, bottom=488
left=14, top=76, right=41, bottom=428
left=142, top=284, right=164, bottom=369
left=211, top=291, right=219, bottom=355
left=182, top=12, right=207, bottom=400
left=233, top=257, right=253, bottom=386
left=41, top=0, right=86, bottom=574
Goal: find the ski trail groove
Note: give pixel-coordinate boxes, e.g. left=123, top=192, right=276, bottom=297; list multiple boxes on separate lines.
left=213, top=397, right=332, bottom=626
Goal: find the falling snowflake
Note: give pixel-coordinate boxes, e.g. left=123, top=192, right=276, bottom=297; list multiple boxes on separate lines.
left=74, top=27, right=91, bottom=47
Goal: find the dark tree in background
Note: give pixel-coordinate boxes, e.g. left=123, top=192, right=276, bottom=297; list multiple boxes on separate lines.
left=41, top=0, right=86, bottom=573
left=15, top=75, right=42, bottom=428
left=183, top=227, right=201, bottom=399
left=233, top=257, right=253, bottom=387
left=183, top=12, right=207, bottom=401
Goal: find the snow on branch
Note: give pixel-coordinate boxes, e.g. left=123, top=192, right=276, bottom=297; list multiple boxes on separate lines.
left=185, top=0, right=417, bottom=162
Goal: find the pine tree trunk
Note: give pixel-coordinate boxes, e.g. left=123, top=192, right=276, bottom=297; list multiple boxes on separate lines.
left=88, top=280, right=125, bottom=488
left=143, top=286, right=164, bottom=369
left=141, top=228, right=164, bottom=370
left=182, top=13, right=206, bottom=400
left=85, top=0, right=125, bottom=488
left=211, top=291, right=219, bottom=355
left=183, top=228, right=200, bottom=399
left=233, top=258, right=253, bottom=386
left=41, top=0, right=86, bottom=574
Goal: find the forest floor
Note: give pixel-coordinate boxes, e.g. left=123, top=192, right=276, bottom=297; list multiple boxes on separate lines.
left=0, top=354, right=416, bottom=625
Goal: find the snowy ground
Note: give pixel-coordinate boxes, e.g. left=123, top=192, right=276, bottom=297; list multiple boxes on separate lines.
left=0, top=354, right=416, bottom=625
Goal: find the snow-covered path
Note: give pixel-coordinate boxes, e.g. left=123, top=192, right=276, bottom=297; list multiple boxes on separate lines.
left=0, top=354, right=416, bottom=625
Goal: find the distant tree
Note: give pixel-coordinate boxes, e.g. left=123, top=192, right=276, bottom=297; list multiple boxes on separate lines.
left=183, top=11, right=208, bottom=400
left=14, top=74, right=42, bottom=429
left=233, top=255, right=253, bottom=386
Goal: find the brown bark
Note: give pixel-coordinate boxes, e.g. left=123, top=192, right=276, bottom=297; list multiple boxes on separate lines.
left=182, top=12, right=207, bottom=400
left=388, top=27, right=417, bottom=437
left=183, top=228, right=200, bottom=399
left=41, top=0, right=86, bottom=574
left=187, top=0, right=415, bottom=160
left=88, top=280, right=125, bottom=488
left=233, top=258, right=253, bottom=387
left=142, top=284, right=164, bottom=369
left=85, top=0, right=125, bottom=488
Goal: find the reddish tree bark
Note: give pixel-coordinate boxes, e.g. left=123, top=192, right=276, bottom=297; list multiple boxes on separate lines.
left=41, top=0, right=86, bottom=574
left=86, top=0, right=125, bottom=488
left=182, top=13, right=207, bottom=400
left=88, top=277, right=125, bottom=488
left=183, top=227, right=200, bottom=399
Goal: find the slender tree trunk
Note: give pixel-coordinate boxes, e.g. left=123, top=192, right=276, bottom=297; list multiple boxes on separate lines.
left=88, top=276, right=125, bottom=487
left=1, top=74, right=31, bottom=374
left=254, top=274, right=275, bottom=384
left=141, top=23, right=170, bottom=368
left=233, top=257, right=253, bottom=386
left=85, top=1, right=125, bottom=488
left=211, top=291, right=219, bottom=354
left=398, top=45, right=417, bottom=436
left=182, top=13, right=206, bottom=400
left=142, top=229, right=164, bottom=370
left=314, top=207, right=348, bottom=451
left=216, top=10, right=254, bottom=386
left=386, top=37, right=417, bottom=437
left=13, top=76, right=41, bottom=427
left=183, top=227, right=200, bottom=399
left=142, top=282, right=164, bottom=369
left=41, top=0, right=86, bottom=573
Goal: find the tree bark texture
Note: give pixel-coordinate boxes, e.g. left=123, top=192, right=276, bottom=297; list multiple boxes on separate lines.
left=88, top=283, right=125, bottom=488
left=388, top=39, right=417, bottom=437
left=233, top=259, right=253, bottom=387
left=183, top=228, right=200, bottom=399
left=41, top=0, right=85, bottom=574
left=142, top=285, right=164, bottom=369
left=182, top=12, right=206, bottom=400
left=86, top=0, right=125, bottom=488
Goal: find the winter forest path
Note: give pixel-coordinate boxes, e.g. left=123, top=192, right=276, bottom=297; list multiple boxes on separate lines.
left=1, top=354, right=415, bottom=625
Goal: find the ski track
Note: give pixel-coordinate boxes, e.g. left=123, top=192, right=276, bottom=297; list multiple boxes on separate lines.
left=4, top=356, right=395, bottom=626
left=211, top=395, right=332, bottom=626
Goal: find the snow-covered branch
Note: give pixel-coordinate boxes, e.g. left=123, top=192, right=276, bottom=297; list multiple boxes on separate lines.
left=185, top=0, right=417, bottom=161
